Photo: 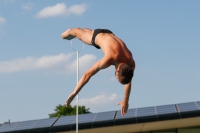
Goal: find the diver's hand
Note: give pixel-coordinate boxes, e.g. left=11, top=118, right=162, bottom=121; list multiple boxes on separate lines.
left=61, top=29, right=75, bottom=40
left=117, top=101, right=129, bottom=116
left=66, top=92, right=76, bottom=106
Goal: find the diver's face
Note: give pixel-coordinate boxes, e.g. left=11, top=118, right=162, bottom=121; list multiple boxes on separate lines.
left=115, top=70, right=119, bottom=80
left=115, top=63, right=123, bottom=82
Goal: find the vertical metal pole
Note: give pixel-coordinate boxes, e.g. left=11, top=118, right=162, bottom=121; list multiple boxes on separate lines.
left=70, top=40, right=83, bottom=133
left=76, top=51, right=79, bottom=133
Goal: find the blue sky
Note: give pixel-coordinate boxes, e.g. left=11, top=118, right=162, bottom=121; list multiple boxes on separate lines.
left=0, top=0, right=200, bottom=123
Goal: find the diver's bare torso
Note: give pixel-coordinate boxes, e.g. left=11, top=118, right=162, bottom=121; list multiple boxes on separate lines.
left=94, top=32, right=135, bottom=69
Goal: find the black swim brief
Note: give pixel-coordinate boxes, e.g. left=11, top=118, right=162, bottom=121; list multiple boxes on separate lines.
left=91, top=29, right=113, bottom=49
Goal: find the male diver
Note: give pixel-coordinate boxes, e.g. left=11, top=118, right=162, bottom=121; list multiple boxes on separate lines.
left=61, top=28, right=135, bottom=116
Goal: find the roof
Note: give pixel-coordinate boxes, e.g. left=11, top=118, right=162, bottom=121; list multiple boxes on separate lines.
left=0, top=101, right=200, bottom=133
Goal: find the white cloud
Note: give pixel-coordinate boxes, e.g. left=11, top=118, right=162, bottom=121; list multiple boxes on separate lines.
left=68, top=4, right=87, bottom=15
left=36, top=3, right=86, bottom=18
left=21, top=2, right=34, bottom=11
left=36, top=3, right=66, bottom=18
left=0, top=53, right=97, bottom=74
left=72, top=93, right=122, bottom=107
left=0, top=16, right=6, bottom=24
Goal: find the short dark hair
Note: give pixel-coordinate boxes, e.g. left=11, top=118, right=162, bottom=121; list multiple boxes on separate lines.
left=118, top=63, right=133, bottom=84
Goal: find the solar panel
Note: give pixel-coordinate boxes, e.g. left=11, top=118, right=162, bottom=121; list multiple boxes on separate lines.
left=137, top=106, right=156, bottom=117
left=0, top=122, right=20, bottom=132
left=78, top=113, right=96, bottom=123
left=13, top=120, right=39, bottom=131
left=156, top=104, right=177, bottom=114
left=92, top=111, right=116, bottom=128
left=53, top=115, right=76, bottom=127
left=115, top=108, right=137, bottom=125
left=115, top=108, right=136, bottom=119
left=69, top=113, right=97, bottom=130
left=94, top=111, right=116, bottom=122
left=156, top=104, right=180, bottom=121
left=176, top=102, right=199, bottom=112
left=196, top=101, right=200, bottom=108
left=32, top=117, right=58, bottom=129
